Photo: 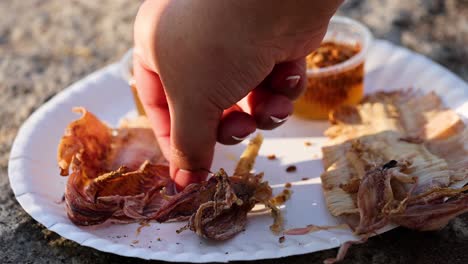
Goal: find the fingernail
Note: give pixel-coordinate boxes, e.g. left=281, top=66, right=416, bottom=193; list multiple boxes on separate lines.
left=173, top=169, right=207, bottom=191
left=286, top=75, right=301, bottom=89
left=270, top=115, right=290, bottom=123
left=232, top=134, right=250, bottom=141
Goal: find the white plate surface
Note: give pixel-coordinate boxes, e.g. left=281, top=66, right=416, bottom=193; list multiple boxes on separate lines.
left=8, top=40, right=468, bottom=262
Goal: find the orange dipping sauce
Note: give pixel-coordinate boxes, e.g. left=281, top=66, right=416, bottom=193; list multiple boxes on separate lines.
left=294, top=42, right=364, bottom=120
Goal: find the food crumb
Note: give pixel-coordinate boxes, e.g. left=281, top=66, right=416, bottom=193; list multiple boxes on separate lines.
left=301, top=177, right=309, bottom=181
left=56, top=194, right=65, bottom=204
left=225, top=153, right=238, bottom=161
left=286, top=165, right=297, bottom=173
left=132, top=240, right=139, bottom=244
left=304, top=141, right=313, bottom=146
left=270, top=189, right=293, bottom=205
left=284, top=182, right=292, bottom=188
left=267, top=154, right=277, bottom=160
left=279, top=236, right=285, bottom=243
left=157, top=238, right=162, bottom=242
left=136, top=221, right=150, bottom=236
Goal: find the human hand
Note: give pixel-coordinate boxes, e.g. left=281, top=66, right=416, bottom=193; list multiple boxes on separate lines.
left=133, top=0, right=342, bottom=189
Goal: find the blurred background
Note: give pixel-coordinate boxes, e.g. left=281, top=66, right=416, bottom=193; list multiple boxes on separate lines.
left=1, top=0, right=467, bottom=263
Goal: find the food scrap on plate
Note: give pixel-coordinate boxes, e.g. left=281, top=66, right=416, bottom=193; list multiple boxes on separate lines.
left=57, top=111, right=282, bottom=240
left=155, top=135, right=283, bottom=239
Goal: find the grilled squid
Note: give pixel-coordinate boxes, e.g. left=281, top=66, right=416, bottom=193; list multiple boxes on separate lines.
left=58, top=112, right=281, bottom=240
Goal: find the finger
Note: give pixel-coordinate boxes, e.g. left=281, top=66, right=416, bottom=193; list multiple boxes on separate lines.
left=265, top=58, right=307, bottom=100
left=133, top=55, right=171, bottom=160
left=222, top=104, right=243, bottom=115
left=247, top=88, right=293, bottom=130
left=169, top=101, right=222, bottom=189
left=217, top=110, right=257, bottom=145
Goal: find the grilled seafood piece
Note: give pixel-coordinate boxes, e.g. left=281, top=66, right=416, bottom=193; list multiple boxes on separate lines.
left=320, top=91, right=468, bottom=263
left=57, top=108, right=172, bottom=225
left=322, top=91, right=468, bottom=232
left=58, top=112, right=281, bottom=239
left=155, top=134, right=283, bottom=240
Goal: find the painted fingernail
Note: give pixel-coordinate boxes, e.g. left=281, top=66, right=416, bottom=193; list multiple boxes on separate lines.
left=270, top=115, right=290, bottom=123
left=286, top=75, right=301, bottom=89
left=232, top=134, right=250, bottom=141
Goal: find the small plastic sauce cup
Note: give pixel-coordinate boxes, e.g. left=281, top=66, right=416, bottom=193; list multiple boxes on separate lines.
left=293, top=16, right=373, bottom=120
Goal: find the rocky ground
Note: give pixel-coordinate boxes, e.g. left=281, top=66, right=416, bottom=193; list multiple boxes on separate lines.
left=1, top=0, right=467, bottom=263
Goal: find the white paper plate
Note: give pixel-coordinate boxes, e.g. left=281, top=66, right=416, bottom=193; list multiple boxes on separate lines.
left=8, top=40, right=468, bottom=262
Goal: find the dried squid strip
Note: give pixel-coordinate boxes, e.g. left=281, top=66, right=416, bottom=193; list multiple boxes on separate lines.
left=234, top=133, right=263, bottom=177
left=58, top=109, right=279, bottom=240
left=321, top=91, right=467, bottom=218
left=284, top=224, right=349, bottom=236
left=58, top=108, right=172, bottom=225
left=319, top=91, right=468, bottom=263
left=186, top=169, right=256, bottom=240
left=155, top=134, right=282, bottom=240
left=323, top=236, right=369, bottom=264
left=58, top=107, right=112, bottom=177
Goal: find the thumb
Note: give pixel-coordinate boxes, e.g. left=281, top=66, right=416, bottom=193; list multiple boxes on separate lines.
left=169, top=101, right=222, bottom=190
